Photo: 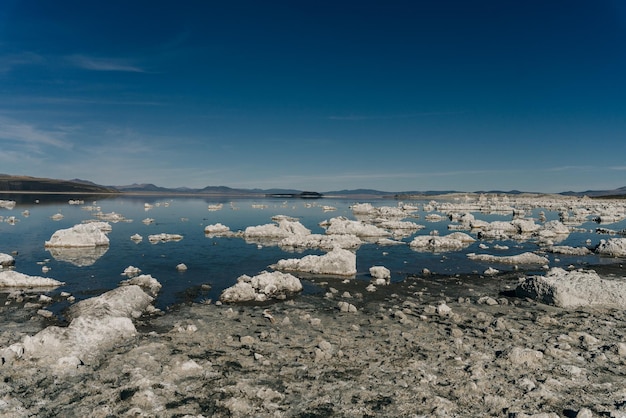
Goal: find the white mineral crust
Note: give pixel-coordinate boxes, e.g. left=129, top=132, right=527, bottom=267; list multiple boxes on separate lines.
left=45, top=222, right=111, bottom=247
left=0, top=270, right=64, bottom=288
left=271, top=247, right=357, bottom=276
left=220, top=270, right=303, bottom=303
left=516, top=267, right=626, bottom=308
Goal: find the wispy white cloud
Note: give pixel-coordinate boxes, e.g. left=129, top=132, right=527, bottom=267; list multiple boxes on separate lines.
left=610, top=166, right=626, bottom=171
left=328, top=111, right=465, bottom=121
left=8, top=96, right=163, bottom=107
left=0, top=116, right=71, bottom=150
left=0, top=52, right=45, bottom=73
left=67, top=55, right=146, bottom=73
left=545, top=165, right=595, bottom=172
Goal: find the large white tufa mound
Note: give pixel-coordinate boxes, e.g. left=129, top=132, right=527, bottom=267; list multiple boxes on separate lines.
left=0, top=252, right=15, bottom=267
left=0, top=277, right=160, bottom=374
left=45, top=222, right=111, bottom=247
left=271, top=247, right=357, bottom=276
left=0, top=270, right=64, bottom=288
left=516, top=267, right=626, bottom=309
left=409, top=232, right=475, bottom=252
left=467, top=252, right=549, bottom=265
left=220, top=270, right=303, bottom=303
left=594, top=238, right=626, bottom=257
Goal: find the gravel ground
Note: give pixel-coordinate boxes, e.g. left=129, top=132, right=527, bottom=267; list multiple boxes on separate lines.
left=1, top=266, right=626, bottom=417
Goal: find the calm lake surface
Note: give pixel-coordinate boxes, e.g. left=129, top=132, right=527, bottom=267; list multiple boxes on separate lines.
left=1, top=194, right=624, bottom=313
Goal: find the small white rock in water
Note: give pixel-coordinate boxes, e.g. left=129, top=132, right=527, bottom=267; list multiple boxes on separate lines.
left=176, top=263, right=188, bottom=271
left=121, top=266, right=141, bottom=278
left=50, top=213, right=64, bottom=221
left=42, top=266, right=51, bottom=273
left=130, top=234, right=143, bottom=242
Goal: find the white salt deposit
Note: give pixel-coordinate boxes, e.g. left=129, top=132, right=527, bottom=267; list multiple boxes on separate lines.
left=0, top=253, right=15, bottom=267
left=0, top=200, right=16, bottom=209
left=594, top=238, right=626, bottom=257
left=369, top=266, right=391, bottom=285
left=322, top=217, right=391, bottom=237
left=2, top=281, right=157, bottom=374
left=271, top=247, right=357, bottom=276
left=409, top=232, right=475, bottom=252
left=279, top=233, right=362, bottom=251
left=122, top=266, right=141, bottom=278
left=467, top=252, right=549, bottom=264
left=45, top=222, right=111, bottom=247
left=243, top=219, right=311, bottom=241
left=516, top=267, right=626, bottom=308
left=203, top=223, right=232, bottom=235
left=0, top=270, right=64, bottom=288
left=220, top=270, right=303, bottom=303
left=148, top=233, right=183, bottom=244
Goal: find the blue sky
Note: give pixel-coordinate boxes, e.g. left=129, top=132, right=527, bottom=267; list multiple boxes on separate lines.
left=1, top=1, right=625, bottom=192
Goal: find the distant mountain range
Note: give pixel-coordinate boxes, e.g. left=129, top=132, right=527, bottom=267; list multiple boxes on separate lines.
left=0, top=174, right=625, bottom=198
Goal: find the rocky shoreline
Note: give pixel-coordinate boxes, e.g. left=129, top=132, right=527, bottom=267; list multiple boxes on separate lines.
left=1, top=264, right=625, bottom=417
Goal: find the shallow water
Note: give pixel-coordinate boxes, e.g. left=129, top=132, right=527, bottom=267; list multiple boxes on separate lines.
left=1, top=194, right=625, bottom=313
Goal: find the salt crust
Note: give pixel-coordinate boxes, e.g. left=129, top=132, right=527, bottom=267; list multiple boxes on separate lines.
left=1, top=276, right=159, bottom=374
left=44, top=222, right=111, bottom=247
left=270, top=247, right=357, bottom=276
left=0, top=270, right=64, bottom=288
left=594, top=238, right=626, bottom=257
left=516, top=267, right=626, bottom=308
left=467, top=252, right=549, bottom=265
left=220, top=271, right=303, bottom=303
left=0, top=253, right=15, bottom=267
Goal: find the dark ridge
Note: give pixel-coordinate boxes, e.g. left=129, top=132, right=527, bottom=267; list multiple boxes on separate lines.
left=0, top=175, right=118, bottom=194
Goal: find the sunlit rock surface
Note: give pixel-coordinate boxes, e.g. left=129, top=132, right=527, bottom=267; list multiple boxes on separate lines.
left=220, top=271, right=302, bottom=303
left=0, top=270, right=64, bottom=288
left=594, top=238, right=626, bottom=257
left=409, top=232, right=475, bottom=252
left=321, top=216, right=391, bottom=238
left=517, top=267, right=626, bottom=308
left=44, top=222, right=111, bottom=247
left=148, top=233, right=183, bottom=244
left=467, top=252, right=549, bottom=265
left=271, top=247, right=357, bottom=276
left=0, top=253, right=15, bottom=267
left=0, top=278, right=159, bottom=376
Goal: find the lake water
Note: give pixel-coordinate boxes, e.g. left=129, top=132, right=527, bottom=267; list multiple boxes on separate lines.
left=1, top=194, right=624, bottom=314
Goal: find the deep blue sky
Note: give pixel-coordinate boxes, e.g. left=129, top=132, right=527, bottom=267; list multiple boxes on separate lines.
left=1, top=1, right=625, bottom=192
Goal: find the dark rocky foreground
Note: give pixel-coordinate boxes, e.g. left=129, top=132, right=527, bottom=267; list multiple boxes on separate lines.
left=1, top=267, right=626, bottom=417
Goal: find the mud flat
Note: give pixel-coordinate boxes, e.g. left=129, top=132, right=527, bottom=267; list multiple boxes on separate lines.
left=1, top=264, right=625, bottom=417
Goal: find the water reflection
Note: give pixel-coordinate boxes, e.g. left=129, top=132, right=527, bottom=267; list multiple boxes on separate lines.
left=46, top=246, right=109, bottom=266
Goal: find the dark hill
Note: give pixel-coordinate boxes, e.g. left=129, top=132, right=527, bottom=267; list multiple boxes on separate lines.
left=0, top=175, right=118, bottom=194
